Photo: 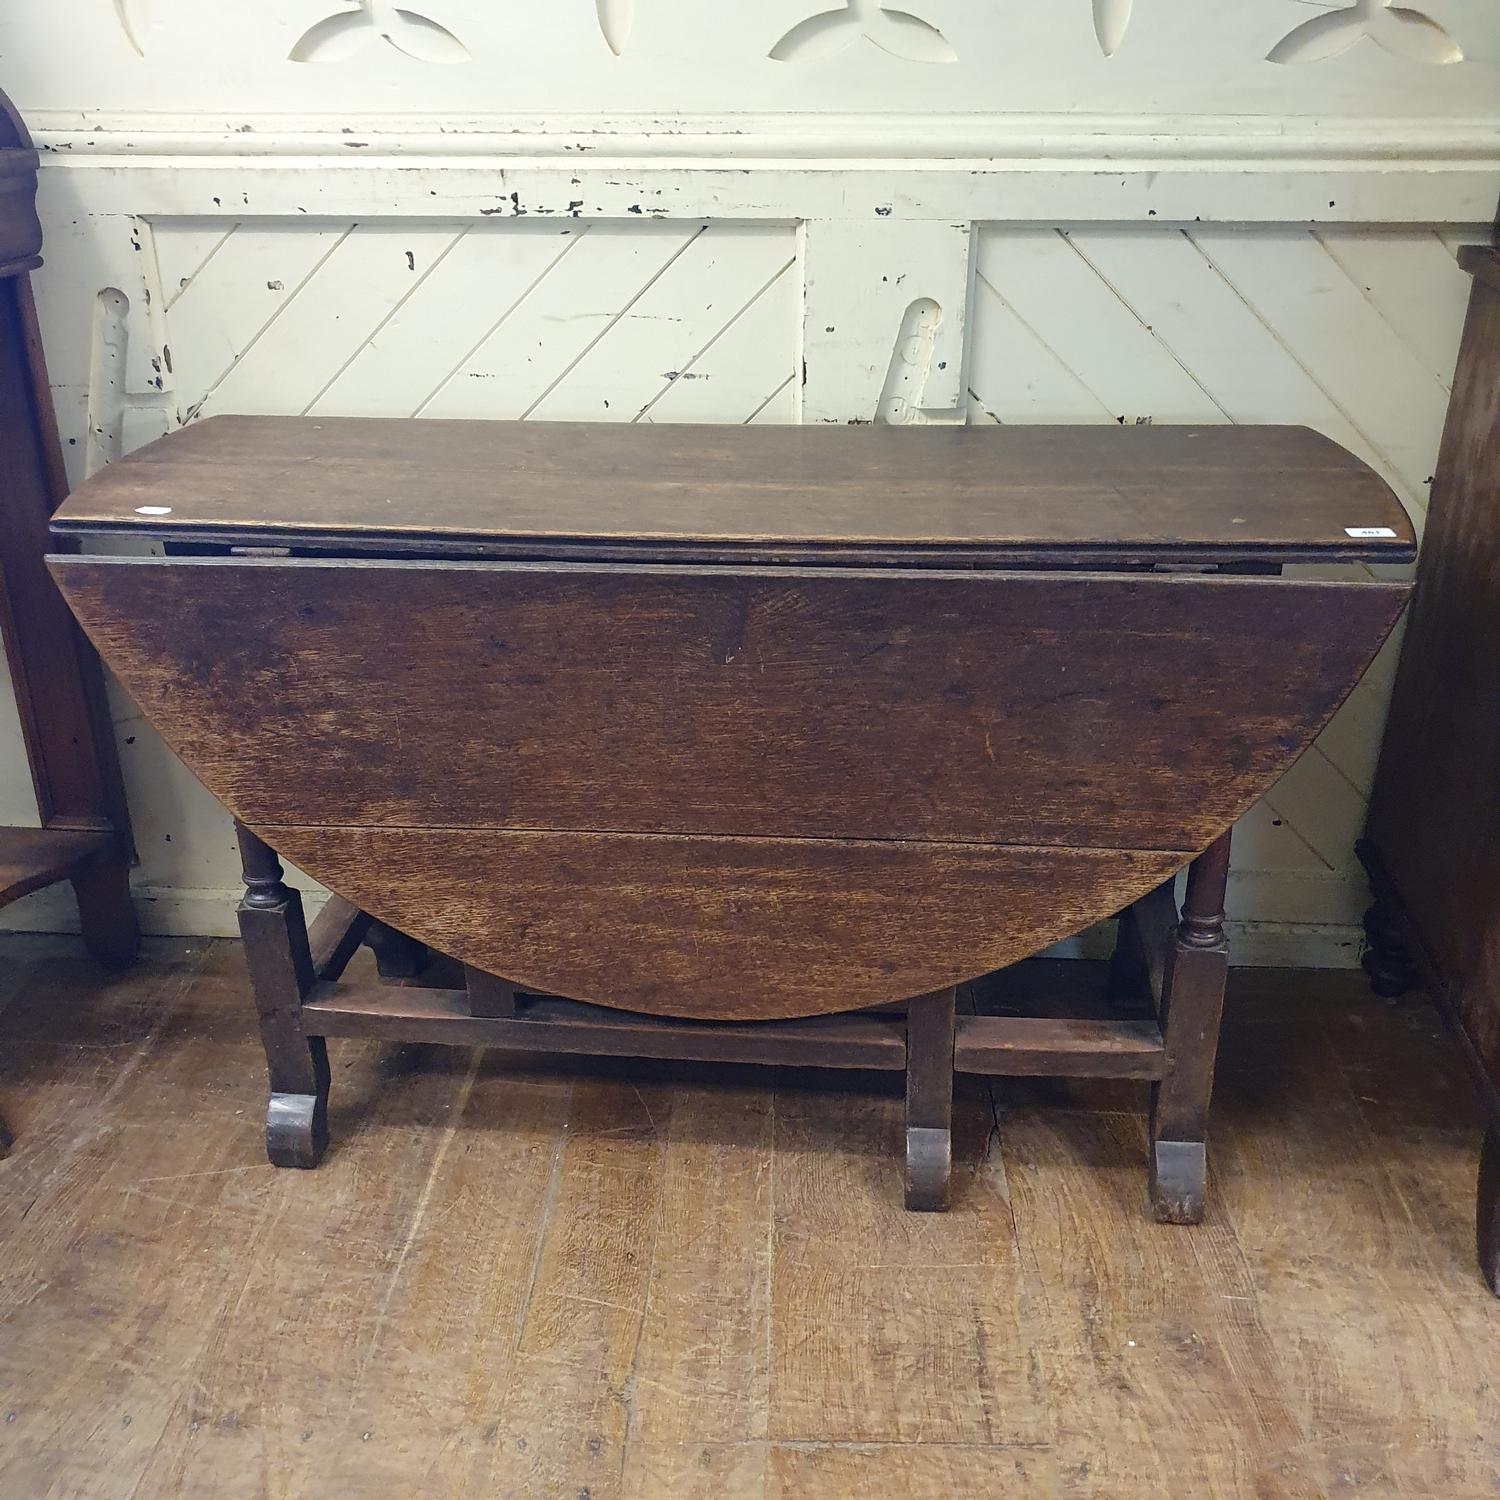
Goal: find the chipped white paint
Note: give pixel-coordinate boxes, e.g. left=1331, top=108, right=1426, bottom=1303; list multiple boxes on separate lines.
left=0, top=0, right=1495, bottom=962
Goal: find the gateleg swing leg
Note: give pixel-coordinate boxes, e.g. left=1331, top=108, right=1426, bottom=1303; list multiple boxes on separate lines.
left=236, top=822, right=328, bottom=1169
left=1149, top=831, right=1232, bottom=1225
left=905, top=986, right=957, bottom=1211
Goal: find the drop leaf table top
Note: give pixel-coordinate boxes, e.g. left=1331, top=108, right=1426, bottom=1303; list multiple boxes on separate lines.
left=49, top=415, right=1412, bottom=1217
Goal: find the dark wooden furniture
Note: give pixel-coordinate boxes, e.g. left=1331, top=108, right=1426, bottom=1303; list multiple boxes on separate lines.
left=0, top=89, right=138, bottom=1154
left=48, top=416, right=1410, bottom=1215
left=1359, top=243, right=1500, bottom=1295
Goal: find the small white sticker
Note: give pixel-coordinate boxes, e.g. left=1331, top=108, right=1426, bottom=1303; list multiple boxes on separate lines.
left=134, top=505, right=172, bottom=516
left=1345, top=526, right=1397, bottom=538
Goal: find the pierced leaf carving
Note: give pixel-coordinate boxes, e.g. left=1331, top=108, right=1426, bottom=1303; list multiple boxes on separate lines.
left=385, top=9, right=471, bottom=62
left=1268, top=0, right=1461, bottom=66
left=1267, top=8, right=1363, bottom=64
left=1382, top=6, right=1463, bottom=64
left=875, top=9, right=957, bottom=63
left=1092, top=0, right=1133, bottom=58
left=770, top=10, right=853, bottom=63
left=291, top=9, right=374, bottom=63
left=113, top=0, right=150, bottom=56
left=290, top=0, right=471, bottom=64
left=596, top=0, right=635, bottom=56
left=770, top=0, right=955, bottom=64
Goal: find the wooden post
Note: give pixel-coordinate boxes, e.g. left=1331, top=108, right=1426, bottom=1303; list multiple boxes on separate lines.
left=1480, top=1124, right=1500, bottom=1297
left=905, top=986, right=957, bottom=1211
left=1149, top=831, right=1232, bottom=1224
left=236, top=821, right=328, bottom=1168
left=305, top=894, right=372, bottom=983
left=70, top=852, right=140, bottom=968
left=364, top=919, right=427, bottom=980
left=465, top=964, right=519, bottom=1018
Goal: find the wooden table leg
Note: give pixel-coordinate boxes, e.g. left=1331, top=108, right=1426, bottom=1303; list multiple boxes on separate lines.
left=70, top=846, right=140, bottom=968
left=306, top=894, right=371, bottom=984
left=365, top=919, right=427, bottom=980
left=465, top=965, right=519, bottom=1017
left=1106, top=900, right=1151, bottom=1013
left=1480, top=1123, right=1500, bottom=1297
left=1149, top=831, right=1231, bottom=1225
left=905, top=986, right=956, bottom=1212
left=236, top=822, right=328, bottom=1169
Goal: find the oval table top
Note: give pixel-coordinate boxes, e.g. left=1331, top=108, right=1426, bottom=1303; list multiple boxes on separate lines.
left=51, top=415, right=1416, bottom=571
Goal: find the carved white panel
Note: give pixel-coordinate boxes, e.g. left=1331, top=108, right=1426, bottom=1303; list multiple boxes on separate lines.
left=154, top=218, right=798, bottom=429
left=0, top=0, right=1497, bottom=141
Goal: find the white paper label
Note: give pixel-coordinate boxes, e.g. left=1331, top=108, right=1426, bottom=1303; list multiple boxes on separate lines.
left=1344, top=526, right=1397, bottom=538
left=135, top=505, right=173, bottom=516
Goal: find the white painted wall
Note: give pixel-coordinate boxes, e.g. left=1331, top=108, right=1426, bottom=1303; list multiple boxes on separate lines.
left=0, top=0, right=1496, bottom=963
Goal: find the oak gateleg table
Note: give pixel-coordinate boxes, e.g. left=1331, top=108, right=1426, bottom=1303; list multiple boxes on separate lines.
left=48, top=417, right=1412, bottom=1218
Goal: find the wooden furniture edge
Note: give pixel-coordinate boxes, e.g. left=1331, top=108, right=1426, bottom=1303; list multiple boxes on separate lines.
left=954, top=1014, right=1166, bottom=1079
left=300, top=982, right=911, bottom=1070
left=1356, top=839, right=1500, bottom=1121
left=0, top=824, right=115, bottom=908
left=1457, top=244, right=1500, bottom=295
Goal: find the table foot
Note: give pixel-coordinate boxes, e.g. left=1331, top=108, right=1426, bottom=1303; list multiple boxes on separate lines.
left=905, top=1126, right=952, bottom=1212
left=1149, top=1138, right=1207, bottom=1224
left=237, top=823, right=329, bottom=1170
left=904, top=987, right=956, bottom=1212
left=1479, top=1124, right=1500, bottom=1297
left=1148, top=833, right=1230, bottom=1226
left=267, top=1057, right=330, bottom=1169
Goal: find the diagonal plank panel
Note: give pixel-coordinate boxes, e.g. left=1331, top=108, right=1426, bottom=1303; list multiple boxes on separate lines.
left=165, top=222, right=352, bottom=423
left=155, top=219, right=801, bottom=430
left=312, top=224, right=585, bottom=416
left=528, top=226, right=794, bottom=422
left=418, top=221, right=703, bottom=419
left=206, top=223, right=469, bottom=418
left=642, top=259, right=799, bottom=424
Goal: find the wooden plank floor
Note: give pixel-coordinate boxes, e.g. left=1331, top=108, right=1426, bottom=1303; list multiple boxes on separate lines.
left=1, top=936, right=1497, bottom=1499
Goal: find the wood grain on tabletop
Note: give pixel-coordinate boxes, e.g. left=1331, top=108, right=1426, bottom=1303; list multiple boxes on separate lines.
left=50, top=557, right=1408, bottom=852
left=273, top=826, right=1185, bottom=1019
left=50, top=415, right=1415, bottom=563
left=3, top=944, right=1495, bottom=1499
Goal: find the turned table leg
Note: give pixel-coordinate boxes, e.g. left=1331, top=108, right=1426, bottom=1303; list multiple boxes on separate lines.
left=905, top=986, right=957, bottom=1211
left=1479, top=1124, right=1500, bottom=1297
left=1149, top=831, right=1232, bottom=1225
left=236, top=822, right=328, bottom=1169
left=70, top=847, right=140, bottom=968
